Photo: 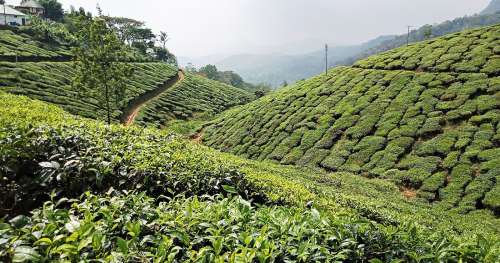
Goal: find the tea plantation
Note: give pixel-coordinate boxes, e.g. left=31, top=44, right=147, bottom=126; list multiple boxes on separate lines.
left=136, top=73, right=254, bottom=125
left=1, top=91, right=499, bottom=261
left=202, top=25, right=500, bottom=216
left=0, top=61, right=253, bottom=124
left=0, top=61, right=178, bottom=120
left=0, top=29, right=71, bottom=61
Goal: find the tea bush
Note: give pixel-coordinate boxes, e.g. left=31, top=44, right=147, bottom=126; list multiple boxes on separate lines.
left=203, top=25, right=500, bottom=215
left=2, top=193, right=498, bottom=262
left=1, top=91, right=499, bottom=260
left=0, top=29, right=71, bottom=60
left=0, top=61, right=253, bottom=124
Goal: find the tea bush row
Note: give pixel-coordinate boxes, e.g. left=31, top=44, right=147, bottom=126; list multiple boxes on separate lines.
left=136, top=73, right=254, bottom=126
left=0, top=61, right=252, bottom=124
left=2, top=192, right=499, bottom=262
left=2, top=91, right=499, bottom=244
left=0, top=30, right=71, bottom=60
left=354, top=25, right=500, bottom=75
left=203, top=25, right=500, bottom=215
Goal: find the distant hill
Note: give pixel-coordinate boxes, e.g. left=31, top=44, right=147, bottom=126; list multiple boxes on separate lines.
left=340, top=11, right=500, bottom=66
left=482, top=0, right=500, bottom=14
left=194, top=11, right=500, bottom=88
left=203, top=25, right=500, bottom=215
left=197, top=35, right=395, bottom=87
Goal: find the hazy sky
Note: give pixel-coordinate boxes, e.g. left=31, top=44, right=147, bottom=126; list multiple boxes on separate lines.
left=36, top=0, right=491, bottom=56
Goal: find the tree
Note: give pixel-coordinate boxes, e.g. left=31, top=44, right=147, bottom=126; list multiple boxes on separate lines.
left=254, top=90, right=265, bottom=98
left=103, top=16, right=146, bottom=44
left=28, top=16, right=75, bottom=44
left=199, top=64, right=219, bottom=80
left=72, top=18, right=133, bottom=124
left=38, top=0, right=64, bottom=22
left=185, top=63, right=197, bottom=73
left=423, top=25, right=433, bottom=40
left=154, top=46, right=177, bottom=65
left=158, top=31, right=169, bottom=49
left=282, top=80, right=288, bottom=87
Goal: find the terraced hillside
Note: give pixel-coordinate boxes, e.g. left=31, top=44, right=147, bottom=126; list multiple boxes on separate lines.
left=0, top=29, right=254, bottom=125
left=0, top=61, right=178, bottom=120
left=136, top=73, right=254, bottom=124
left=202, top=25, right=500, bottom=215
left=0, top=29, right=71, bottom=61
left=1, top=91, right=499, bottom=261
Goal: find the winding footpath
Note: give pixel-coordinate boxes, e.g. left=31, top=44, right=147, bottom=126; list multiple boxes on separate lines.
left=120, top=69, right=185, bottom=126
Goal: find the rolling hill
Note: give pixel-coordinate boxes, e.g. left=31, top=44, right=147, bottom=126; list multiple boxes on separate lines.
left=482, top=0, right=500, bottom=15
left=202, top=25, right=500, bottom=215
left=188, top=7, right=500, bottom=88
left=1, top=90, right=499, bottom=261
left=0, top=29, right=253, bottom=125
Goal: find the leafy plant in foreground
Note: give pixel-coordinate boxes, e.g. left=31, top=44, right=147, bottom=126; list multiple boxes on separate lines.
left=1, top=192, right=497, bottom=262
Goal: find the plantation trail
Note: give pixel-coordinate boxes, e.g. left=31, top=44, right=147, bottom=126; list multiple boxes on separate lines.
left=121, top=69, right=185, bottom=126
left=190, top=130, right=204, bottom=144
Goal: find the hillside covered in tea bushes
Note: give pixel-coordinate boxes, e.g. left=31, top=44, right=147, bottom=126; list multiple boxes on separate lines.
left=202, top=25, right=500, bottom=216
left=0, top=27, right=254, bottom=125
left=0, top=61, right=253, bottom=126
left=1, top=91, right=499, bottom=261
left=0, top=29, right=72, bottom=61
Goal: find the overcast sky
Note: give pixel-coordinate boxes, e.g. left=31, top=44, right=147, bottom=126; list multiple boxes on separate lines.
left=42, top=0, right=491, bottom=56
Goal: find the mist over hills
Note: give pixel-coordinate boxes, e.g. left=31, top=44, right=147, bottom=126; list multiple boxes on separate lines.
left=180, top=35, right=395, bottom=87
left=482, top=0, right=500, bottom=14
left=181, top=0, right=500, bottom=88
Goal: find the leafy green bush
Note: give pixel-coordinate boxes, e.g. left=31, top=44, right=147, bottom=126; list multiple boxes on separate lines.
left=2, top=193, right=498, bottom=262
left=203, top=25, right=500, bottom=216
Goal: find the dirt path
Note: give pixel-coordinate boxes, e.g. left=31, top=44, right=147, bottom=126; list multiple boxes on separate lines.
left=121, top=69, right=185, bottom=126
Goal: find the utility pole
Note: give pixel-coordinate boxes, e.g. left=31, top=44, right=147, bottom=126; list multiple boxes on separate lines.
left=325, top=44, right=328, bottom=76
left=406, top=25, right=413, bottom=46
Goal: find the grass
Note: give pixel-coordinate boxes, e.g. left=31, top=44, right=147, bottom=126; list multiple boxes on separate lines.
left=0, top=91, right=499, bottom=261
left=202, top=24, right=500, bottom=216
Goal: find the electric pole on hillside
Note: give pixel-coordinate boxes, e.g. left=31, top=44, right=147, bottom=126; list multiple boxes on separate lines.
left=406, top=25, right=414, bottom=46
left=325, top=44, right=328, bottom=76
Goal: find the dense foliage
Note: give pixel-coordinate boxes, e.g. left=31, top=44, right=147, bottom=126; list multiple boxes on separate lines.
left=0, top=28, right=71, bottom=61
left=189, top=64, right=272, bottom=95
left=3, top=193, right=498, bottom=262
left=136, top=73, right=254, bottom=126
left=72, top=18, right=134, bottom=124
left=0, top=61, right=177, bottom=121
left=355, top=25, right=500, bottom=74
left=339, top=13, right=500, bottom=66
left=0, top=91, right=499, bottom=262
left=202, top=25, right=500, bottom=216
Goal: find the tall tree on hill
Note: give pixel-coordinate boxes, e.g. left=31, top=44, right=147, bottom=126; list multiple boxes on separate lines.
left=38, top=0, right=64, bottom=22
left=72, top=18, right=133, bottom=124
left=199, top=64, right=219, bottom=80
left=158, top=31, right=169, bottom=49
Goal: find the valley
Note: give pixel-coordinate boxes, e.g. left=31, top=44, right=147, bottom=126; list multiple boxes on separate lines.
left=0, top=0, right=499, bottom=262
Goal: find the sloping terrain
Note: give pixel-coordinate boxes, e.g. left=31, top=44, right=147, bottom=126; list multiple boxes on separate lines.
left=482, top=0, right=500, bottom=15
left=0, top=29, right=254, bottom=125
left=0, top=29, right=71, bottom=61
left=202, top=25, right=500, bottom=215
left=0, top=61, right=178, bottom=120
left=0, top=91, right=498, bottom=261
left=135, top=73, right=254, bottom=125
